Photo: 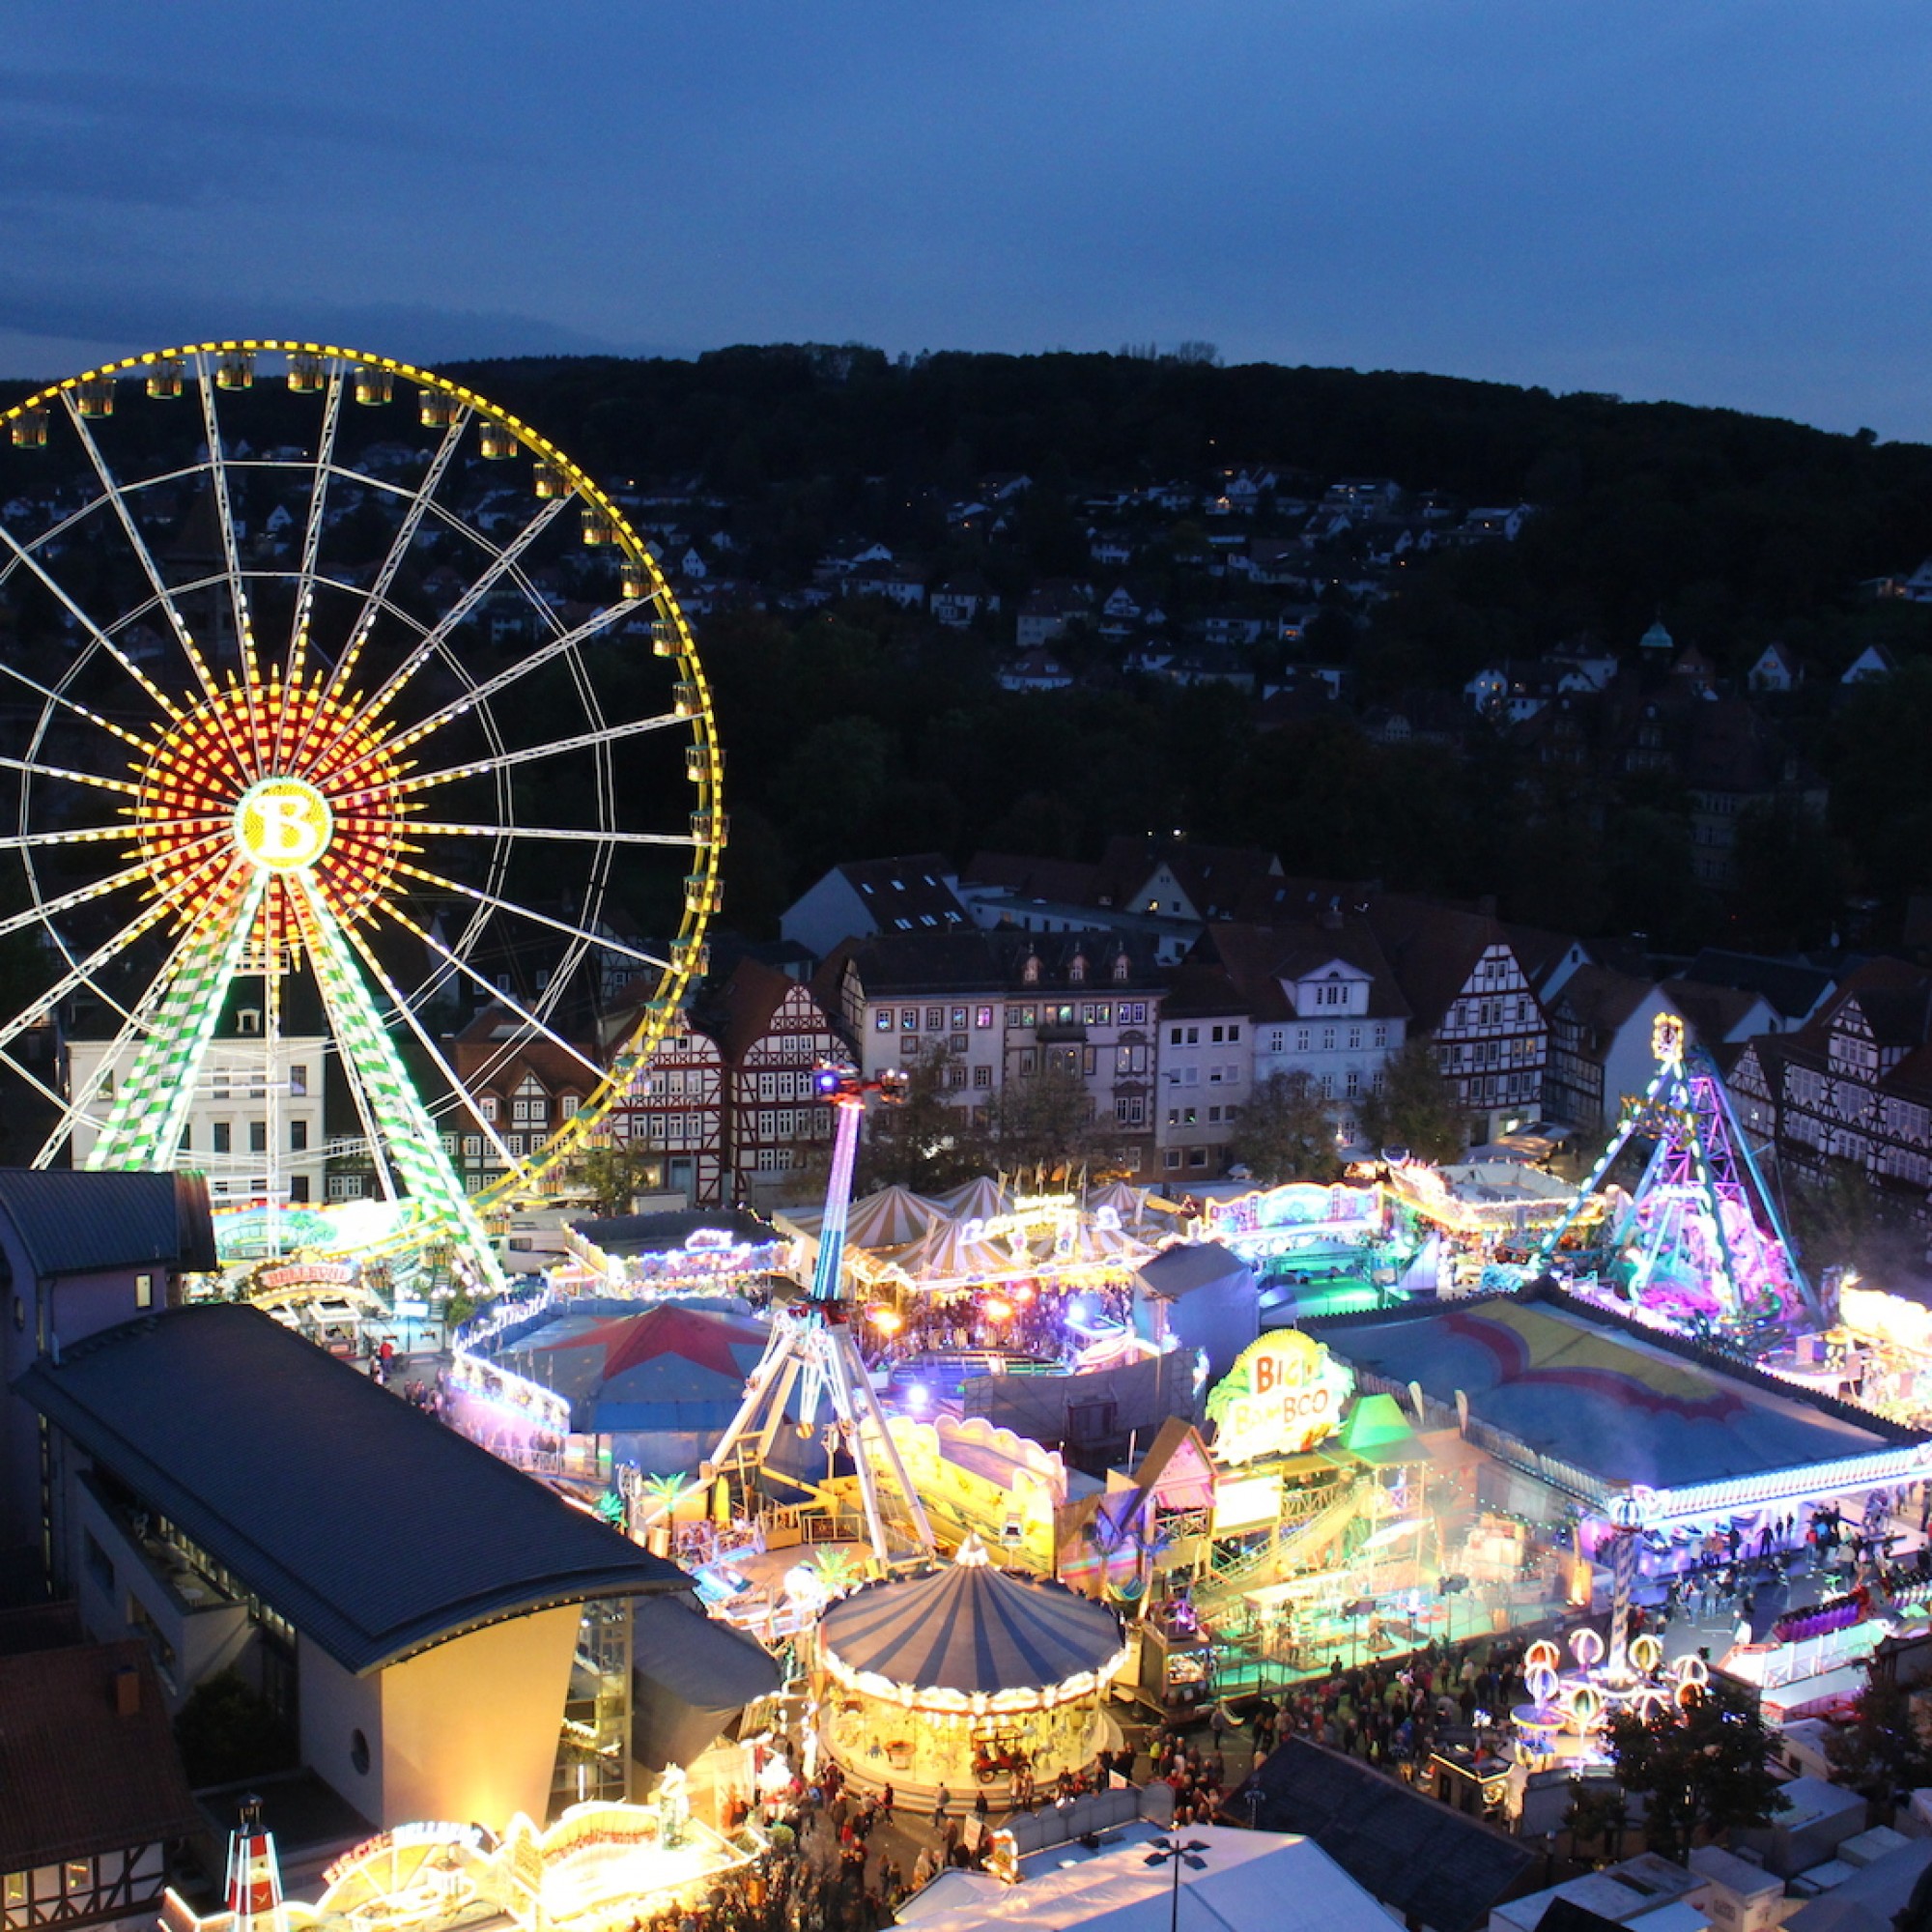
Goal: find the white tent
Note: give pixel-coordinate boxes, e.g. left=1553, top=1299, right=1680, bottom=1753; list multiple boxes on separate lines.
left=894, top=1826, right=1388, bottom=1932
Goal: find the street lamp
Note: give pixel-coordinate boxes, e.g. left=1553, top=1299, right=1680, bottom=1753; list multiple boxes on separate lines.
left=1144, top=1835, right=1209, bottom=1932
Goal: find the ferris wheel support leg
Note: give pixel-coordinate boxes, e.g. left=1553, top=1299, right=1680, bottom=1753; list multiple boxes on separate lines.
left=87, top=875, right=265, bottom=1171
left=297, top=884, right=506, bottom=1297
left=833, top=1329, right=934, bottom=1559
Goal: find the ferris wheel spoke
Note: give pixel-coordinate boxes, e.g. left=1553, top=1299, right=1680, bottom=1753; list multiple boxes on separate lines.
left=373, top=893, right=611, bottom=1084
left=0, top=815, right=225, bottom=855
left=376, top=598, right=649, bottom=760
left=14, top=1046, right=112, bottom=1161
left=387, top=860, right=674, bottom=976
left=0, top=655, right=153, bottom=754
left=0, top=753, right=146, bottom=801
left=0, top=847, right=225, bottom=942
left=323, top=493, right=575, bottom=758
left=59, top=394, right=226, bottom=721
left=287, top=407, right=475, bottom=775
left=332, top=913, right=522, bottom=1172
left=0, top=521, right=184, bottom=724
left=350, top=711, right=686, bottom=808
left=398, top=820, right=697, bottom=848
left=279, top=367, right=348, bottom=759
left=194, top=357, right=257, bottom=667
left=0, top=892, right=186, bottom=1057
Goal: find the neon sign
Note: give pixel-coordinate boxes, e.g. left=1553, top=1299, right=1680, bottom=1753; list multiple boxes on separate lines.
left=1206, top=1330, right=1355, bottom=1464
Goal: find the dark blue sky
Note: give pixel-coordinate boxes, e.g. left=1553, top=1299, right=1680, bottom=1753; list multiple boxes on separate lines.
left=5, top=1, right=1927, bottom=440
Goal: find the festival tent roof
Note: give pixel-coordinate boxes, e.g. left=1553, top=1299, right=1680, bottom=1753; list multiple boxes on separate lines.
left=511, top=1302, right=772, bottom=1431
left=898, top=1218, right=1021, bottom=1286
left=1083, top=1179, right=1149, bottom=1224
left=1060, top=1219, right=1152, bottom=1265
left=894, top=1824, right=1391, bottom=1932
left=1313, top=1293, right=1915, bottom=1495
left=844, top=1183, right=948, bottom=1251
left=928, top=1175, right=1010, bottom=1222
left=1133, top=1242, right=1251, bottom=1301
left=818, top=1544, right=1122, bottom=1696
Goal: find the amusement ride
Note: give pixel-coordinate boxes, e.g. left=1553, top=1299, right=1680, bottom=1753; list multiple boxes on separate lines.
left=0, top=341, right=722, bottom=1293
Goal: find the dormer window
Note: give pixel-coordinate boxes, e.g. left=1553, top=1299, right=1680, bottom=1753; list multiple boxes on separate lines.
left=1113, top=952, right=1131, bottom=983
left=1069, top=953, right=1088, bottom=984
left=1023, top=954, right=1041, bottom=985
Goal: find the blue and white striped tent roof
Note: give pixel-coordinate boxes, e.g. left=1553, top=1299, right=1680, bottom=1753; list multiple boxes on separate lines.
left=818, top=1545, right=1122, bottom=1696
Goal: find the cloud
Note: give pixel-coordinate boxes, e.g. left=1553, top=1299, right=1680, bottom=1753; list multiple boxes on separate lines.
left=0, top=68, right=483, bottom=212
left=0, top=288, right=693, bottom=381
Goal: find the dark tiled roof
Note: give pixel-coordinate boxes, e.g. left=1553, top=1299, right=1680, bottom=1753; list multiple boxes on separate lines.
left=1364, top=893, right=1514, bottom=1031
left=1683, top=949, right=1836, bottom=1022
left=1245, top=1739, right=1533, bottom=1932
left=835, top=926, right=1164, bottom=998
left=1208, top=919, right=1408, bottom=1025
left=17, top=1305, right=684, bottom=1674
left=0, top=1169, right=216, bottom=1279
left=572, top=1207, right=777, bottom=1253
left=961, top=852, right=1103, bottom=905
left=1550, top=965, right=1657, bottom=1037
left=0, top=1639, right=202, bottom=1868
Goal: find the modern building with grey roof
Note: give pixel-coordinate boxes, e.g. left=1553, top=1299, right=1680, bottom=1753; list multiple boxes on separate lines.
left=0, top=1168, right=217, bottom=1571
left=17, top=1303, right=695, bottom=1832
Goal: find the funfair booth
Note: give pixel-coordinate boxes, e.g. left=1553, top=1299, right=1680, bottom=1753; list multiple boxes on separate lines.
left=560, top=1209, right=796, bottom=1298
left=814, top=1538, right=1126, bottom=1798
left=1312, top=1288, right=1932, bottom=1619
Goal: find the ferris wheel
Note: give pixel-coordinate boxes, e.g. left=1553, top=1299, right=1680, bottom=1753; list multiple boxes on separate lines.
left=0, top=341, right=724, bottom=1291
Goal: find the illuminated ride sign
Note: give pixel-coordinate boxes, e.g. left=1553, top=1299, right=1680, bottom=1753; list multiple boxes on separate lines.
left=234, top=776, right=335, bottom=871
left=1206, top=1329, right=1356, bottom=1464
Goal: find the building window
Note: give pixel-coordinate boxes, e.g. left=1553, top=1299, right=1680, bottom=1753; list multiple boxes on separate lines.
left=1018, top=1049, right=1037, bottom=1075
left=874, top=1009, right=894, bottom=1032
left=901, top=1009, right=918, bottom=1030
left=289, top=1119, right=308, bottom=1152
left=351, top=1728, right=371, bottom=1775
left=1069, top=955, right=1088, bottom=983
left=480, top=1095, right=498, bottom=1122
left=926, top=1007, right=945, bottom=1030
left=1023, top=955, right=1041, bottom=984
left=213, top=1121, right=232, bottom=1153
left=951, top=1006, right=969, bottom=1030
left=1188, top=1147, right=1208, bottom=1167
left=973, top=1065, right=993, bottom=1088
left=1114, top=953, right=1131, bottom=983
left=976, top=1006, right=994, bottom=1028
left=248, top=1120, right=268, bottom=1153
left=1294, top=1029, right=1310, bottom=1052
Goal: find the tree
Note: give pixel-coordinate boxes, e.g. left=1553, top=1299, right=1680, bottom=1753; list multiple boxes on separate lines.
left=854, top=1048, right=982, bottom=1195
left=1355, top=1038, right=1464, bottom=1164
left=981, top=1060, right=1108, bottom=1181
left=1828, top=1666, right=1932, bottom=1804
left=174, top=1668, right=298, bottom=1787
left=1228, top=1071, right=1342, bottom=1184
left=1603, top=1678, right=1785, bottom=1862
left=571, top=1144, right=658, bottom=1217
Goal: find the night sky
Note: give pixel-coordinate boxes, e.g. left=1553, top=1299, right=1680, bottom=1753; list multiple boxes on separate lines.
left=5, top=1, right=1927, bottom=440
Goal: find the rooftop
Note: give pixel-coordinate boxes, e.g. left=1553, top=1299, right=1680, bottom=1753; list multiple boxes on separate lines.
left=18, top=1304, right=686, bottom=1674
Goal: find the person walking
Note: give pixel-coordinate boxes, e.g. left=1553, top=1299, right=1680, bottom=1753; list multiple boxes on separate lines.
left=931, top=1782, right=951, bottom=1828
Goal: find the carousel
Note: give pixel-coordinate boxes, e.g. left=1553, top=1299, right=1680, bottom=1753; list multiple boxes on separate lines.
left=813, top=1536, right=1126, bottom=1799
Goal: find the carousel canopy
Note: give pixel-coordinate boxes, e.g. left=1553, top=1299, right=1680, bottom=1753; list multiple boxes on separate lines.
left=844, top=1183, right=948, bottom=1252
left=928, top=1175, right=1010, bottom=1222
left=818, top=1543, right=1122, bottom=1696
left=503, top=1302, right=772, bottom=1431
left=897, top=1217, right=1019, bottom=1286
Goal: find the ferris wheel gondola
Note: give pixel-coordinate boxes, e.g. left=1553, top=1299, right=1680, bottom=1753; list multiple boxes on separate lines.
left=0, top=341, right=724, bottom=1291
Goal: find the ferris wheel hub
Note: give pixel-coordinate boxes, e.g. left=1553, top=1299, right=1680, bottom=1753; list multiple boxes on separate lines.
left=234, top=777, right=334, bottom=872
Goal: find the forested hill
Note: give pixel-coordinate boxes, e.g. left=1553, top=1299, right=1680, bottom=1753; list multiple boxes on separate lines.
left=448, top=344, right=1932, bottom=640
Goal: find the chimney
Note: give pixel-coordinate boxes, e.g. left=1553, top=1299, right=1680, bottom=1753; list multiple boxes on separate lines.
left=114, top=1664, right=140, bottom=1718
